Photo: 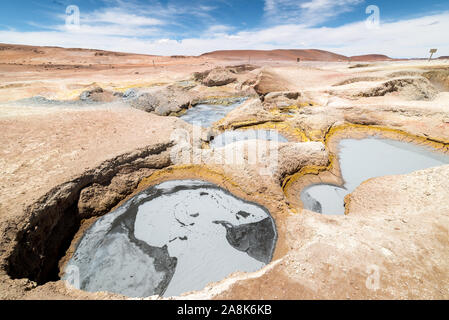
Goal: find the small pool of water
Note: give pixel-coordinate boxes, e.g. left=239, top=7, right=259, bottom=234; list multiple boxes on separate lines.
left=210, top=130, right=288, bottom=148
left=63, top=180, right=277, bottom=298
left=301, top=138, right=449, bottom=215
left=180, top=99, right=245, bottom=128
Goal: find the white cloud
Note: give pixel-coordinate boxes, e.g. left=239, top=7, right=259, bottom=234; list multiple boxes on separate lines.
left=207, top=25, right=233, bottom=33
left=82, top=8, right=164, bottom=26
left=47, top=6, right=165, bottom=37
left=0, top=11, right=448, bottom=58
left=264, top=0, right=364, bottom=26
left=54, top=23, right=159, bottom=37
left=157, top=38, right=179, bottom=44
left=47, top=2, right=218, bottom=37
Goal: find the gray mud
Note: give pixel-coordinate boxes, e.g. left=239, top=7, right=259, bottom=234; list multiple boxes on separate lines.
left=180, top=98, right=245, bottom=127
left=301, top=137, right=449, bottom=215
left=63, top=180, right=277, bottom=298
left=210, top=130, right=288, bottom=148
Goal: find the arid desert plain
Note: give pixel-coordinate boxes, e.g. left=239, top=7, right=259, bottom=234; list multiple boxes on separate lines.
left=0, top=44, right=448, bottom=299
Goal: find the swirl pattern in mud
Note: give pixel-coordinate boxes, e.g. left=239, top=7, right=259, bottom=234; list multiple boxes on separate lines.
left=63, top=179, right=277, bottom=298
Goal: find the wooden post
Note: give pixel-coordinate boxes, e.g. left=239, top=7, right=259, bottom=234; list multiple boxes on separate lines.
left=429, top=49, right=437, bottom=62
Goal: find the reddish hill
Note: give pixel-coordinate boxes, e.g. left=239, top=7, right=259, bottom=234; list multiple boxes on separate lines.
left=350, top=54, right=393, bottom=61
left=0, top=43, right=395, bottom=63
left=202, top=49, right=394, bottom=62
left=201, top=49, right=350, bottom=61
left=0, top=43, right=181, bottom=68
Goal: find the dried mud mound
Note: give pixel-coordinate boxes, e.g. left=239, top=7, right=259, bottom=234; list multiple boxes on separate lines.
left=388, top=71, right=422, bottom=78
left=79, top=86, right=121, bottom=103
left=202, top=68, right=237, bottom=87
left=129, top=85, right=192, bottom=116
left=5, top=143, right=173, bottom=285
left=333, top=76, right=385, bottom=87
left=192, top=65, right=258, bottom=87
left=253, top=71, right=290, bottom=97
left=422, top=69, right=449, bottom=91
left=359, top=77, right=438, bottom=100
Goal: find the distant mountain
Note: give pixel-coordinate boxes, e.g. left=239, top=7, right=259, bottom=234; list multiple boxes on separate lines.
left=201, top=49, right=393, bottom=62
left=350, top=54, right=393, bottom=61
left=0, top=43, right=395, bottom=62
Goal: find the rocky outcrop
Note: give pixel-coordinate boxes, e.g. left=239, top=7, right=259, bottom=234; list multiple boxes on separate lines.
left=193, top=65, right=258, bottom=84
left=358, top=77, right=438, bottom=100
left=423, top=69, right=449, bottom=91
left=202, top=68, right=237, bottom=87
left=129, top=85, right=192, bottom=116
left=80, top=87, right=103, bottom=101
left=332, top=77, right=386, bottom=87
left=214, top=99, right=283, bottom=130
left=122, top=88, right=138, bottom=99
left=5, top=142, right=174, bottom=285
left=253, top=70, right=291, bottom=97
left=192, top=70, right=211, bottom=82
left=227, top=64, right=259, bottom=74
left=197, top=140, right=327, bottom=182
left=263, top=91, right=302, bottom=108
left=388, top=71, right=422, bottom=78
left=80, top=86, right=119, bottom=103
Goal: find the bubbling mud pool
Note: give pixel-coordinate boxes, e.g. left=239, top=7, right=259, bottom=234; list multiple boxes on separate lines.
left=180, top=99, right=245, bottom=127
left=301, top=137, right=449, bottom=215
left=210, top=130, right=288, bottom=148
left=62, top=180, right=277, bottom=298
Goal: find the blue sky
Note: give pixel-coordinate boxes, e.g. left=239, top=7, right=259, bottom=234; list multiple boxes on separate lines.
left=0, top=0, right=448, bottom=57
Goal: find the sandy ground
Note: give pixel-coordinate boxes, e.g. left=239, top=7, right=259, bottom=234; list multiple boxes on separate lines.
left=0, top=44, right=448, bottom=299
